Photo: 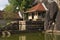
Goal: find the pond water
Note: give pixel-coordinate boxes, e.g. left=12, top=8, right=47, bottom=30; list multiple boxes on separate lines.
left=0, top=32, right=60, bottom=40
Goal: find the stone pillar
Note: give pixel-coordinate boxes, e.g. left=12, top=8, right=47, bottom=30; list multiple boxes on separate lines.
left=19, top=21, right=26, bottom=31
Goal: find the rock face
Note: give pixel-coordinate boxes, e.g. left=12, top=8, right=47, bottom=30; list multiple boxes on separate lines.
left=47, top=1, right=60, bottom=30
left=43, top=1, right=59, bottom=30
left=56, top=10, right=60, bottom=30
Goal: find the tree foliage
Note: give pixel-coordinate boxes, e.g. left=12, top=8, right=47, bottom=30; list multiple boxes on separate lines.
left=4, top=0, right=34, bottom=12
left=3, top=0, right=35, bottom=20
left=1, top=0, right=35, bottom=28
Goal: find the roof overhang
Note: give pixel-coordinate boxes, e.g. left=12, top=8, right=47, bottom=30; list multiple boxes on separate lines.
left=24, top=3, right=48, bottom=13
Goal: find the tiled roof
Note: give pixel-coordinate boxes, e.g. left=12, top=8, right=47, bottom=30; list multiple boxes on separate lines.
left=11, top=13, right=22, bottom=20
left=0, top=11, right=4, bottom=19
left=25, top=3, right=47, bottom=13
left=0, top=11, right=22, bottom=20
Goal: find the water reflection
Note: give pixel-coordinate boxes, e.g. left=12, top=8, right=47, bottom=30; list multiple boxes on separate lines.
left=0, top=32, right=60, bottom=40
left=45, top=32, right=56, bottom=40
left=19, top=35, right=26, bottom=40
left=1, top=31, right=11, bottom=37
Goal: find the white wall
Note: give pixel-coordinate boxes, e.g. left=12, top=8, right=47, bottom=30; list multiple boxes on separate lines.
left=28, top=15, right=32, bottom=20
left=33, top=14, right=38, bottom=21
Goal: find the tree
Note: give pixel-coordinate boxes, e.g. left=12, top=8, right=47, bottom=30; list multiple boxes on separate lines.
left=4, top=0, right=35, bottom=12
left=3, top=0, right=35, bottom=20
left=1, top=0, right=37, bottom=28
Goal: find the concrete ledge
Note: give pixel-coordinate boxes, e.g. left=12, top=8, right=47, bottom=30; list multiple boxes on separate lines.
left=45, top=30, right=60, bottom=35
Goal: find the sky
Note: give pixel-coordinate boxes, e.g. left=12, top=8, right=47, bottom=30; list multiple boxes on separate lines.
left=0, top=0, right=9, bottom=10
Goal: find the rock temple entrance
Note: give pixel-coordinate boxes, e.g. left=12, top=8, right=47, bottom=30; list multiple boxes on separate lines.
left=23, top=2, right=48, bottom=31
